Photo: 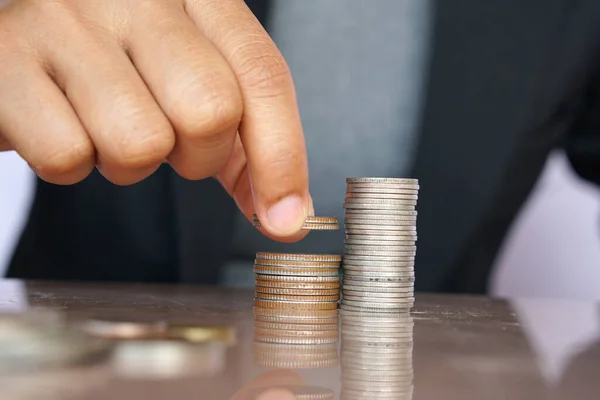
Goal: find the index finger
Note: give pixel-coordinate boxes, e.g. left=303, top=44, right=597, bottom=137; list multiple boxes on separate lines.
left=187, top=0, right=310, bottom=238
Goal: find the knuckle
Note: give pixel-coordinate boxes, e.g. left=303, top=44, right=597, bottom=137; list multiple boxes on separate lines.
left=35, top=140, right=94, bottom=177
left=113, top=128, right=174, bottom=169
left=109, top=115, right=175, bottom=169
left=169, top=80, right=243, bottom=140
left=235, top=46, right=293, bottom=96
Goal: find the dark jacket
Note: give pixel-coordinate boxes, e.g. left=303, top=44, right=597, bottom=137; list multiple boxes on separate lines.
left=7, top=0, right=600, bottom=294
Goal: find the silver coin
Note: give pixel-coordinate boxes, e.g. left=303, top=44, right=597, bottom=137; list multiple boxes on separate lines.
left=344, top=197, right=418, bottom=205
left=342, top=278, right=414, bottom=287
left=345, top=229, right=418, bottom=237
left=345, top=219, right=417, bottom=227
left=342, top=297, right=415, bottom=308
left=342, top=367, right=414, bottom=377
left=343, top=289, right=413, bottom=297
left=345, top=192, right=418, bottom=200
left=342, top=297, right=415, bottom=305
left=344, top=250, right=415, bottom=257
left=343, top=260, right=414, bottom=268
left=344, top=240, right=416, bottom=247
left=346, top=177, right=418, bottom=185
left=344, top=244, right=416, bottom=252
left=344, top=224, right=415, bottom=230
left=343, top=285, right=414, bottom=293
left=343, top=203, right=416, bottom=210
left=343, top=267, right=415, bottom=275
left=345, top=234, right=416, bottom=241
left=341, top=345, right=413, bottom=356
left=343, top=276, right=415, bottom=284
left=343, top=253, right=414, bottom=260
left=340, top=379, right=413, bottom=390
left=340, top=389, right=414, bottom=399
left=344, top=210, right=418, bottom=217
left=346, top=187, right=419, bottom=194
left=345, top=216, right=417, bottom=224
left=341, top=321, right=414, bottom=331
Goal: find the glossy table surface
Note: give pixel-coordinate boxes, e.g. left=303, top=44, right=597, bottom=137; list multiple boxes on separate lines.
left=0, top=279, right=599, bottom=399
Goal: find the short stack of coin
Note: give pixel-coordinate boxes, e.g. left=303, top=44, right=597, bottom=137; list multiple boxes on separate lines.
left=342, top=177, right=418, bottom=312
left=252, top=215, right=340, bottom=231
left=340, top=310, right=414, bottom=399
left=253, top=252, right=341, bottom=310
left=253, top=308, right=339, bottom=369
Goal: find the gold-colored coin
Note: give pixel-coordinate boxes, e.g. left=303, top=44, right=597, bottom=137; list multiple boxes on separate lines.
left=255, top=293, right=340, bottom=302
left=253, top=307, right=338, bottom=319
left=255, top=258, right=340, bottom=267
left=254, top=299, right=339, bottom=310
left=254, top=334, right=338, bottom=345
left=255, top=286, right=340, bottom=296
left=254, top=314, right=339, bottom=325
left=256, top=279, right=340, bottom=290
left=256, top=253, right=342, bottom=262
left=255, top=275, right=340, bottom=284
left=254, top=358, right=339, bottom=369
left=254, top=265, right=339, bottom=276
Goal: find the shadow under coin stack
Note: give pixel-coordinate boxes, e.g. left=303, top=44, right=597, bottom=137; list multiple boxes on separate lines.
left=342, top=178, right=419, bottom=312
left=340, top=310, right=414, bottom=400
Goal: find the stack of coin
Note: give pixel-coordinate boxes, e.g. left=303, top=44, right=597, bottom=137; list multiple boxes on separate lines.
left=253, top=308, right=339, bottom=369
left=252, top=215, right=339, bottom=231
left=340, top=310, right=414, bottom=399
left=254, top=252, right=341, bottom=310
left=342, top=177, right=418, bottom=312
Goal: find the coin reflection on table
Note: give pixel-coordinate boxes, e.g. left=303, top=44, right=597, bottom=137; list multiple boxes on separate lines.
left=0, top=310, right=113, bottom=400
left=340, top=310, right=414, bottom=399
left=81, top=318, right=236, bottom=379
left=252, top=307, right=339, bottom=369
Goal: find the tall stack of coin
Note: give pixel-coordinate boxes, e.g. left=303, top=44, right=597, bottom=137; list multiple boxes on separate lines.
left=253, top=308, right=339, bottom=369
left=342, top=178, right=418, bottom=312
left=340, top=310, right=414, bottom=400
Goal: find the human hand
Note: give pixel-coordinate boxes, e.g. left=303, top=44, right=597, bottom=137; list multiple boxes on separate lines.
left=0, top=0, right=311, bottom=240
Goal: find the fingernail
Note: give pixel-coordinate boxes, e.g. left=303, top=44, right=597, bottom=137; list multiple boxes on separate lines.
left=266, top=195, right=305, bottom=235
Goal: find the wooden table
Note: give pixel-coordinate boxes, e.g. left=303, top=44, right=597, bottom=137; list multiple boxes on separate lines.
left=0, top=279, right=598, bottom=399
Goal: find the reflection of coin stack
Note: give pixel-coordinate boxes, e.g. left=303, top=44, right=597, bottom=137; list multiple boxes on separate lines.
left=252, top=308, right=339, bottom=369
left=342, top=178, right=419, bottom=312
left=340, top=310, right=414, bottom=399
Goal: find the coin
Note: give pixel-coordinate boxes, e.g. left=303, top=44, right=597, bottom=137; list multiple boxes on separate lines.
left=252, top=341, right=338, bottom=354
left=255, top=293, right=340, bottom=302
left=346, top=187, right=419, bottom=194
left=343, top=260, right=414, bottom=268
left=342, top=284, right=413, bottom=292
left=254, top=221, right=340, bottom=230
left=344, top=250, right=415, bottom=257
left=345, top=192, right=418, bottom=200
left=343, top=254, right=415, bottom=261
left=343, top=276, right=415, bottom=283
left=344, top=209, right=418, bottom=216
left=344, top=239, right=416, bottom=246
left=256, top=253, right=342, bottom=262
left=254, top=266, right=340, bottom=276
left=343, top=202, right=416, bottom=209
left=344, top=213, right=417, bottom=221
left=341, top=304, right=411, bottom=313
left=344, top=198, right=418, bottom=206
left=255, top=262, right=340, bottom=270
left=256, top=274, right=340, bottom=283
left=344, top=229, right=417, bottom=237
left=255, top=358, right=339, bottom=369
left=343, top=299, right=414, bottom=308
left=256, top=280, right=340, bottom=290
left=255, top=286, right=340, bottom=296
left=254, top=299, right=339, bottom=310
left=343, top=289, right=413, bottom=297
left=252, top=214, right=338, bottom=225
left=344, top=244, right=416, bottom=252
left=346, top=177, right=418, bottom=185
left=253, top=307, right=338, bottom=318
left=343, top=266, right=415, bottom=274
left=255, top=259, right=340, bottom=267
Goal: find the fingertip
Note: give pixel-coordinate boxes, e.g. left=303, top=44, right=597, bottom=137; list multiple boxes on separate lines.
left=262, top=194, right=307, bottom=237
